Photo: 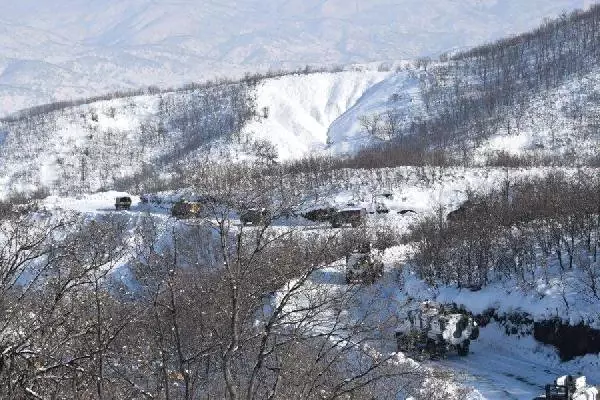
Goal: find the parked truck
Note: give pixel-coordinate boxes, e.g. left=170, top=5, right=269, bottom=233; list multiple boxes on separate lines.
left=240, top=208, right=272, bottom=226
left=171, top=200, right=203, bottom=219
left=115, top=196, right=132, bottom=210
left=331, top=207, right=366, bottom=228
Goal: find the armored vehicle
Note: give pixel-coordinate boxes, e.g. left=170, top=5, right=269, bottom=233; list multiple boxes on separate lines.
left=240, top=208, right=271, bottom=226
left=115, top=196, right=132, bottom=210
left=302, top=206, right=337, bottom=222
left=345, top=243, right=384, bottom=284
left=171, top=200, right=202, bottom=219
left=372, top=193, right=392, bottom=214
left=374, top=202, right=389, bottom=214
left=331, top=207, right=366, bottom=228
left=395, top=301, right=479, bottom=359
left=534, top=376, right=598, bottom=400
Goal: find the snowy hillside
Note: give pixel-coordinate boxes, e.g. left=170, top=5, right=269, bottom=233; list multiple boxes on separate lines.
left=244, top=69, right=428, bottom=159
left=475, top=66, right=600, bottom=162
left=32, top=164, right=600, bottom=399
left=0, top=80, right=256, bottom=196
left=241, top=70, right=386, bottom=159
left=0, top=0, right=596, bottom=116
left=2, top=57, right=600, bottom=198
left=0, top=69, right=423, bottom=196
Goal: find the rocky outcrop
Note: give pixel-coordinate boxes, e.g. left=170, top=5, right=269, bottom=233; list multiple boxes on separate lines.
left=534, top=319, right=600, bottom=361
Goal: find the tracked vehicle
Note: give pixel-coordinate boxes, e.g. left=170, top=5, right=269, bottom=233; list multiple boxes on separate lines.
left=240, top=208, right=271, bottom=226
left=331, top=207, right=366, bottom=228
left=395, top=301, right=479, bottom=359
left=171, top=200, right=203, bottom=219
left=534, top=375, right=598, bottom=400
left=345, top=243, right=383, bottom=284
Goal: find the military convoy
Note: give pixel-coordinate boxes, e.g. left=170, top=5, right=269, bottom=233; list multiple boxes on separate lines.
left=345, top=243, right=384, bottom=284
left=395, top=301, right=479, bottom=359
left=534, top=375, right=598, bottom=400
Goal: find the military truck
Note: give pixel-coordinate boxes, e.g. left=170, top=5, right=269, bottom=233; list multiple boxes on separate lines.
left=115, top=196, right=132, bottom=210
left=240, top=208, right=271, bottom=226
left=331, top=207, right=366, bottom=228
left=534, top=376, right=598, bottom=400
left=395, top=301, right=479, bottom=359
left=345, top=243, right=384, bottom=284
left=302, top=206, right=337, bottom=222
left=171, top=200, right=202, bottom=219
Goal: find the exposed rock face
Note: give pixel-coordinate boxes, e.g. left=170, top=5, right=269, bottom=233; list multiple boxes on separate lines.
left=475, top=308, right=600, bottom=361
left=534, top=319, right=600, bottom=361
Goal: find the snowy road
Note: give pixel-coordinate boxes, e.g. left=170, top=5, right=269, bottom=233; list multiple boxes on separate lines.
left=433, top=326, right=572, bottom=399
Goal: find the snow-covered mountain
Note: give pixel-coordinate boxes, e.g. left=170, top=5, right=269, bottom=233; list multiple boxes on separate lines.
left=0, top=69, right=415, bottom=196
left=0, top=0, right=596, bottom=116
left=2, top=58, right=598, bottom=198
left=1, top=3, right=600, bottom=400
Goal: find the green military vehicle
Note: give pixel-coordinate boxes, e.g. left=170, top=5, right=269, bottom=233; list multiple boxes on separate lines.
left=331, top=207, right=366, bottom=228
left=115, top=196, right=132, bottom=210
left=171, top=200, right=203, bottom=219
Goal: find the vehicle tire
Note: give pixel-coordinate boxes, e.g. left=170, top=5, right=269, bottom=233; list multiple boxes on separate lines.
left=395, top=332, right=405, bottom=352
left=396, top=332, right=413, bottom=353
left=457, top=340, right=470, bottom=356
left=345, top=271, right=353, bottom=284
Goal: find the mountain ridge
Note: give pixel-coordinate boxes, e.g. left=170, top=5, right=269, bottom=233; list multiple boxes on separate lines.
left=0, top=0, right=595, bottom=116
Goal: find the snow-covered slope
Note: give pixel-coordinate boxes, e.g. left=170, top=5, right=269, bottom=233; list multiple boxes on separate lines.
left=475, top=66, right=600, bottom=162
left=326, top=71, right=425, bottom=154
left=3, top=58, right=600, bottom=198
left=0, top=69, right=424, bottom=195
left=246, top=70, right=394, bottom=159
left=0, top=0, right=596, bottom=116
